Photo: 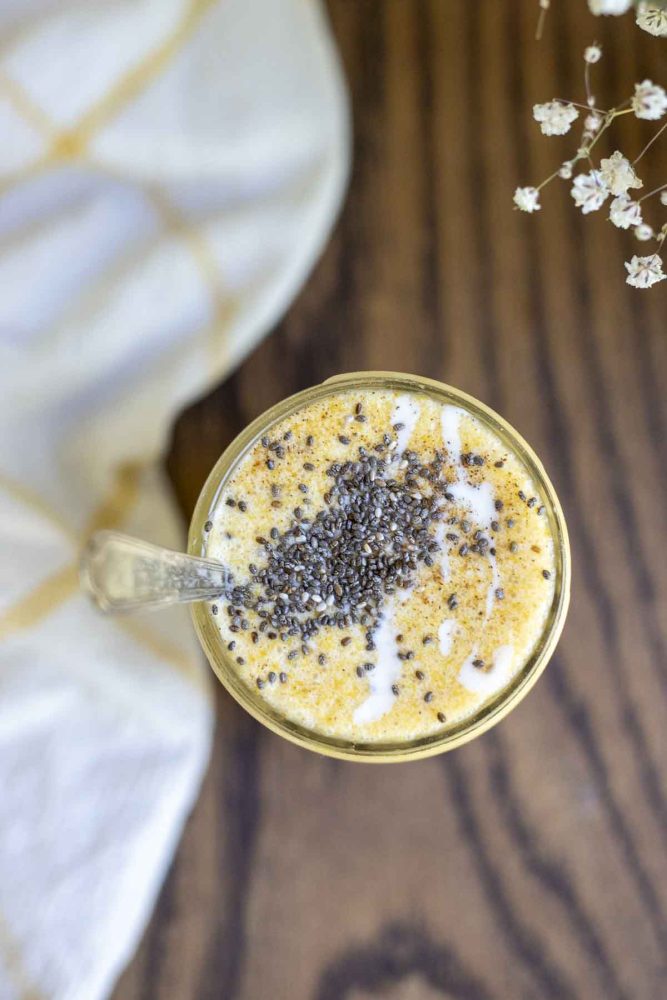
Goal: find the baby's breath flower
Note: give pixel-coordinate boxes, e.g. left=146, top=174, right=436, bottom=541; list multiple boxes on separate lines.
left=571, top=170, right=609, bottom=213
left=625, top=253, right=666, bottom=289
left=558, top=162, right=573, bottom=179
left=660, top=191, right=667, bottom=207
left=599, top=151, right=643, bottom=197
left=636, top=3, right=667, bottom=36
left=632, top=80, right=667, bottom=122
left=514, top=186, right=541, bottom=213
left=609, top=196, right=643, bottom=230
left=533, top=100, right=579, bottom=136
left=635, top=223, right=655, bottom=241
left=584, top=44, right=602, bottom=63
left=588, top=0, right=632, bottom=13
left=585, top=113, right=603, bottom=133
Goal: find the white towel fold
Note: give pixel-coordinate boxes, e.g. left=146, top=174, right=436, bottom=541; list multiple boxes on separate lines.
left=0, top=2, right=349, bottom=997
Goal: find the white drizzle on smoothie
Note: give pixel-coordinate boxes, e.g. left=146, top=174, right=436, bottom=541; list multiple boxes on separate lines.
left=441, top=404, right=502, bottom=621
left=353, top=601, right=401, bottom=724
left=441, top=405, right=496, bottom=527
left=354, top=394, right=421, bottom=724
left=458, top=645, right=514, bottom=695
left=438, top=619, right=457, bottom=656
left=391, top=394, right=421, bottom=454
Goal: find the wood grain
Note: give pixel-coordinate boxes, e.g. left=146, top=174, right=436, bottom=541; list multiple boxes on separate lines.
left=113, top=2, right=667, bottom=998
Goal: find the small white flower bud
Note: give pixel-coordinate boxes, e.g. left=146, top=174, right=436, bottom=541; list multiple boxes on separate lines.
left=634, top=223, right=654, bottom=242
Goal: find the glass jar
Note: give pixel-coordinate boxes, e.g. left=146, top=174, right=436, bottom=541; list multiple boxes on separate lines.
left=189, top=372, right=571, bottom=761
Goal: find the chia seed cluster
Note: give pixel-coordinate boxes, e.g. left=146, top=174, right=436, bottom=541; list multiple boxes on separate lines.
left=220, top=434, right=452, bottom=650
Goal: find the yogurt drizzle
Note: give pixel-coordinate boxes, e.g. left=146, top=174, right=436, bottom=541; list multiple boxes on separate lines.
left=354, top=399, right=512, bottom=722
left=353, top=396, right=421, bottom=724
left=440, top=405, right=509, bottom=693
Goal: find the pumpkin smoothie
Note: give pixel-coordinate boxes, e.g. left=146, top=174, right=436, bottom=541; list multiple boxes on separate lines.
left=200, top=382, right=559, bottom=745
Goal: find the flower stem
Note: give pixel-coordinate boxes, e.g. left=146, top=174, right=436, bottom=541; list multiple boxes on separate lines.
left=535, top=3, right=549, bottom=41
left=633, top=120, right=667, bottom=166
left=582, top=107, right=629, bottom=161
left=638, top=181, right=667, bottom=203
left=584, top=62, right=592, bottom=106
left=555, top=98, right=607, bottom=113
left=536, top=166, right=565, bottom=192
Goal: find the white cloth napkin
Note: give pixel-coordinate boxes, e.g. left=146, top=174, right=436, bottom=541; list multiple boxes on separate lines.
left=0, top=2, right=349, bottom=998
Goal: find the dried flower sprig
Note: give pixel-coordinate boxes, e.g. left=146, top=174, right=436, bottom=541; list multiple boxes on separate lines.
left=514, top=45, right=667, bottom=289
left=537, top=1, right=667, bottom=39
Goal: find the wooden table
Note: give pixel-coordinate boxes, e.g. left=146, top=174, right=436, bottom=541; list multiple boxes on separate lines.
left=114, top=3, right=666, bottom=998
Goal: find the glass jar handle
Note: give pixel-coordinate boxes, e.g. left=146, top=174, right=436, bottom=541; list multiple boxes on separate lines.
left=80, top=530, right=229, bottom=613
